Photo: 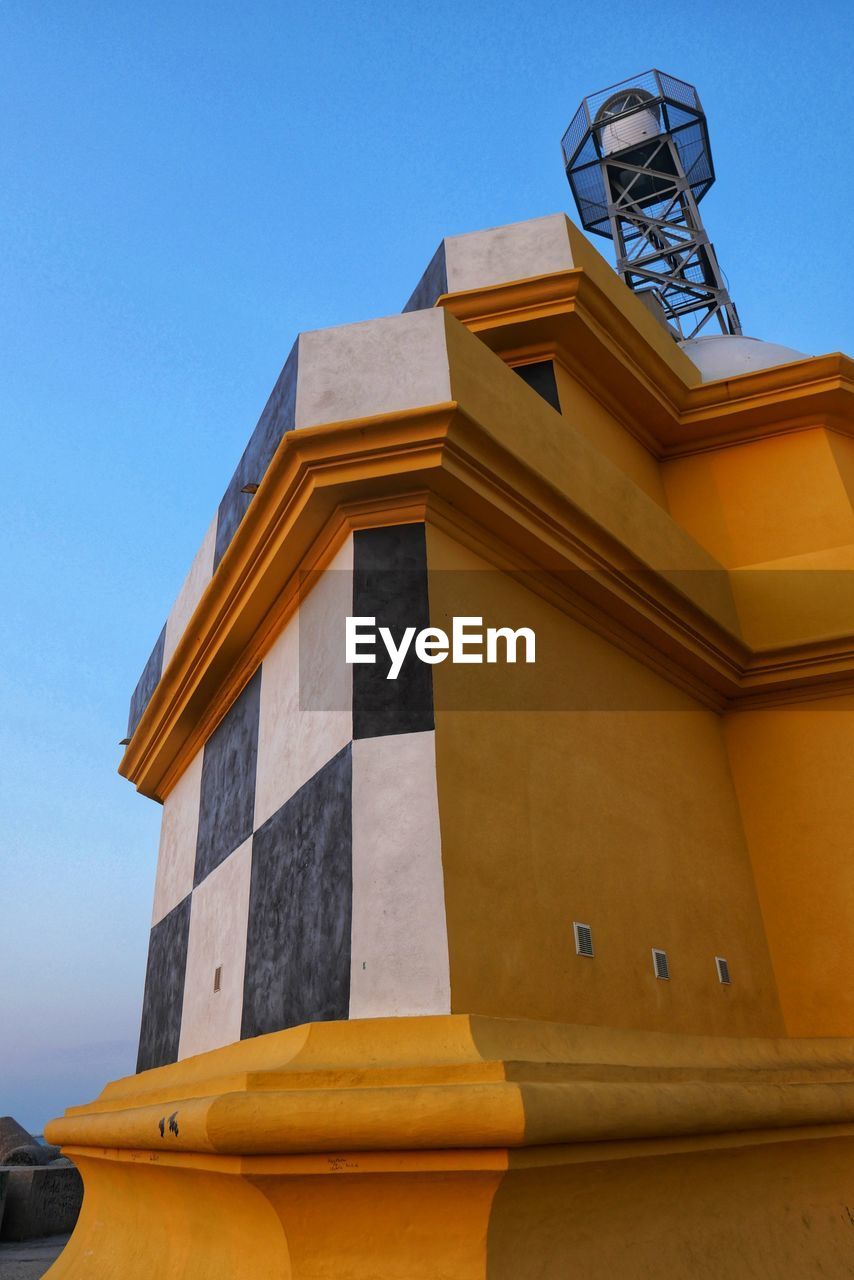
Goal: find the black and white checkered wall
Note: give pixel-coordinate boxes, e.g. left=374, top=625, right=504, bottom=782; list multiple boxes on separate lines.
left=137, top=523, right=452, bottom=1072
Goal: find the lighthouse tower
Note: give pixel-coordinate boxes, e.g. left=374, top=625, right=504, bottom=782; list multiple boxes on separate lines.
left=47, top=94, right=854, bottom=1280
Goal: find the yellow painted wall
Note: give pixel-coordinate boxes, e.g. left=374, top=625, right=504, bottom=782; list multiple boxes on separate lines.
left=729, top=548, right=854, bottom=650
left=427, top=524, right=783, bottom=1037
left=661, top=427, right=854, bottom=568
left=442, top=310, right=741, bottom=641
left=827, top=431, right=854, bottom=510
left=724, top=701, right=854, bottom=1037
left=248, top=1165, right=501, bottom=1280
left=53, top=1132, right=854, bottom=1280
left=549, top=360, right=669, bottom=509
left=488, top=1137, right=854, bottom=1279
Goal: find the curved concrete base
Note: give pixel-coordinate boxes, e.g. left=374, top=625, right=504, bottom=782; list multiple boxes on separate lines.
left=45, top=1016, right=854, bottom=1278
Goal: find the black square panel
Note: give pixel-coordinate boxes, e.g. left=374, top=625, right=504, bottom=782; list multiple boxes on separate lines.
left=241, top=745, right=352, bottom=1039
left=352, top=524, right=434, bottom=739
left=136, top=894, right=191, bottom=1073
left=213, top=340, right=298, bottom=570
left=402, top=240, right=448, bottom=313
left=127, top=624, right=166, bottom=739
left=194, top=667, right=262, bottom=886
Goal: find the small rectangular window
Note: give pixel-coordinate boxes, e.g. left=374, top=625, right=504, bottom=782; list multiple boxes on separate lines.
left=715, top=956, right=732, bottom=985
left=652, top=948, right=670, bottom=980
left=213, top=965, right=222, bottom=993
left=573, top=921, right=594, bottom=957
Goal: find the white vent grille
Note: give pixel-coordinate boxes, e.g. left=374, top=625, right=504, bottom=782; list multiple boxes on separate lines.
left=716, top=956, right=732, bottom=985
left=573, top=921, right=594, bottom=957
left=652, top=948, right=670, bottom=980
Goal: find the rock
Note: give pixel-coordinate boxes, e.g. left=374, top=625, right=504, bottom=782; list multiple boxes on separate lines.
left=0, top=1120, right=58, bottom=1168
left=0, top=1120, right=34, bottom=1162
left=0, top=1166, right=83, bottom=1242
left=2, top=1147, right=53, bottom=1167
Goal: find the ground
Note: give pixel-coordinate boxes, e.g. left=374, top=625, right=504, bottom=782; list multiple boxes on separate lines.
left=0, top=1235, right=69, bottom=1279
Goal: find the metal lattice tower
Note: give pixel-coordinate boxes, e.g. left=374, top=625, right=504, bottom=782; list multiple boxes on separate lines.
left=562, top=70, right=741, bottom=339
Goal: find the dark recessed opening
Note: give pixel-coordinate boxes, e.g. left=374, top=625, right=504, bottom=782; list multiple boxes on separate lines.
left=512, top=360, right=561, bottom=413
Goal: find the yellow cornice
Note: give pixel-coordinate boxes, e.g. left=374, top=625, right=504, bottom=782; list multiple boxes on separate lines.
left=119, top=397, right=854, bottom=800
left=46, top=1014, right=854, bottom=1156
left=439, top=272, right=854, bottom=458
left=119, top=404, right=453, bottom=800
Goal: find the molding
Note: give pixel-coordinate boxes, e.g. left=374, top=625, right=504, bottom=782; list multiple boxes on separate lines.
left=119, top=398, right=854, bottom=800
left=439, top=272, right=854, bottom=459
left=121, top=403, right=451, bottom=801
left=121, top=263, right=854, bottom=798
left=46, top=1013, right=854, bottom=1154
left=45, top=1015, right=854, bottom=1280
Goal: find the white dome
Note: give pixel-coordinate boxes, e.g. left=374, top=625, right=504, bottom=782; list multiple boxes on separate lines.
left=679, top=335, right=809, bottom=382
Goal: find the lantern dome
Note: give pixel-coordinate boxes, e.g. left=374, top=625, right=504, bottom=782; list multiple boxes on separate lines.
left=679, top=335, right=809, bottom=382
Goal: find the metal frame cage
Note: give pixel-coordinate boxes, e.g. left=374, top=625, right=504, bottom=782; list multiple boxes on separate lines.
left=562, top=69, right=715, bottom=239
left=562, top=68, right=741, bottom=339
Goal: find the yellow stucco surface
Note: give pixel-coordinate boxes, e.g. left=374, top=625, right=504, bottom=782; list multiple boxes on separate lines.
left=662, top=427, right=854, bottom=569
left=725, top=702, right=854, bottom=1037
left=427, top=525, right=783, bottom=1038
left=46, top=1016, right=854, bottom=1278
left=550, top=360, right=670, bottom=507
left=489, top=1136, right=854, bottom=1279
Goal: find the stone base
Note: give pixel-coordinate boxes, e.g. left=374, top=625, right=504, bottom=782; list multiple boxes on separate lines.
left=0, top=1166, right=83, bottom=1242
left=44, top=1015, right=854, bottom=1278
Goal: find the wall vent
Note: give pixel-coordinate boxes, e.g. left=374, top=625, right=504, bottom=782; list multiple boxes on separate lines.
left=652, top=948, right=670, bottom=980
left=715, top=956, right=732, bottom=985
left=213, top=965, right=222, bottom=994
left=573, top=921, right=594, bottom=957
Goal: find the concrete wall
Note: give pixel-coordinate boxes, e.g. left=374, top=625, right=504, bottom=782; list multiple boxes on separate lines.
left=725, top=700, right=854, bottom=1036
left=550, top=361, right=669, bottom=507
left=0, top=1166, right=83, bottom=1241
left=427, top=524, right=784, bottom=1038
left=662, top=427, right=854, bottom=569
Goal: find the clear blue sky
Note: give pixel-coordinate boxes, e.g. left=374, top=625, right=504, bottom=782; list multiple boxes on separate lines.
left=1, top=0, right=851, bottom=1133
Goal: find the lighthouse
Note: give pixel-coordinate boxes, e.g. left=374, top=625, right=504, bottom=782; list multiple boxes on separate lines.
left=46, top=80, right=854, bottom=1280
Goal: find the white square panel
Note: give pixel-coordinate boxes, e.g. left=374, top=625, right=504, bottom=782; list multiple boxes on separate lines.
left=444, top=214, right=574, bottom=294
left=253, top=536, right=353, bottom=831
left=163, top=516, right=217, bottom=669
left=151, top=749, right=204, bottom=926
left=295, top=309, right=452, bottom=430
left=350, top=730, right=450, bottom=1018
left=178, top=837, right=252, bottom=1059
